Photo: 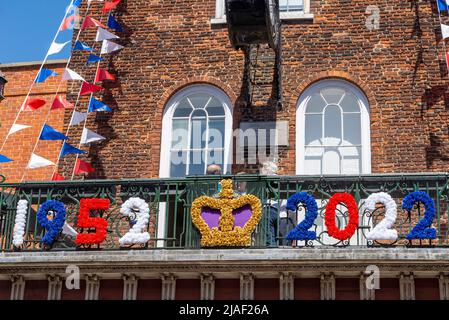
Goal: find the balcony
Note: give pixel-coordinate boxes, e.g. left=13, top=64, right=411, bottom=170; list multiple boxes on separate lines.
left=1, top=173, right=449, bottom=252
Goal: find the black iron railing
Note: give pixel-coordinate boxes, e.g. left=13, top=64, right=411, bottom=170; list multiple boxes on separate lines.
left=0, top=173, right=448, bottom=251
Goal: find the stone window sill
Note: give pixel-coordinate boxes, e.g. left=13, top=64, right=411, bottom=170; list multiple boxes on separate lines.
left=211, top=12, right=314, bottom=25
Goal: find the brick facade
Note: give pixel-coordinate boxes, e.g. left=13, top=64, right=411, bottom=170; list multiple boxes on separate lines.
left=0, top=61, right=67, bottom=182
left=50, top=0, right=449, bottom=180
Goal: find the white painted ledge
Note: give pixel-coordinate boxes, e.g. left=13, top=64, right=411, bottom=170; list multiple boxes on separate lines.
left=211, top=12, right=314, bottom=25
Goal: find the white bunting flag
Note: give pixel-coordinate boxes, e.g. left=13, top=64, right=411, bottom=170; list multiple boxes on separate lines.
left=69, top=111, right=88, bottom=126
left=62, top=68, right=85, bottom=81
left=62, top=222, right=78, bottom=236
left=442, top=24, right=449, bottom=40
left=101, top=40, right=124, bottom=54
left=28, top=153, right=55, bottom=169
left=8, top=124, right=31, bottom=136
left=95, top=27, right=119, bottom=42
left=81, top=128, right=106, bottom=144
left=47, top=40, right=70, bottom=56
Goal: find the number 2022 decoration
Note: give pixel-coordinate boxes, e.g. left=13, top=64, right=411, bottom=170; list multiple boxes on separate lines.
left=11, top=188, right=437, bottom=249
left=285, top=191, right=437, bottom=242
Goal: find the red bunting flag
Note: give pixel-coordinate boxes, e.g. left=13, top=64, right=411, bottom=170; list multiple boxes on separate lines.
left=51, top=95, right=74, bottom=110
left=95, top=68, right=116, bottom=82
left=60, top=15, right=75, bottom=31
left=102, top=0, right=122, bottom=13
left=80, top=82, right=103, bottom=95
left=81, top=16, right=106, bottom=29
left=51, top=172, right=65, bottom=181
left=22, top=98, right=46, bottom=111
left=74, top=159, right=95, bottom=174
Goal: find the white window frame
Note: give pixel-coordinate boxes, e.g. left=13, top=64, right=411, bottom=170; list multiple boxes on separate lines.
left=159, top=84, right=234, bottom=178
left=296, top=79, right=372, bottom=176
left=211, top=0, right=313, bottom=25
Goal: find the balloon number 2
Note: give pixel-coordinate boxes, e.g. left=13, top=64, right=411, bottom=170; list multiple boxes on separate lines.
left=285, top=191, right=436, bottom=243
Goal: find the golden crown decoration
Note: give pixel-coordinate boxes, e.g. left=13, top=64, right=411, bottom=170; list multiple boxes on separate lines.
left=191, top=179, right=262, bottom=247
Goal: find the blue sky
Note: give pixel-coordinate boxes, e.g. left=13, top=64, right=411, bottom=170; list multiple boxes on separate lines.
left=0, top=0, right=73, bottom=63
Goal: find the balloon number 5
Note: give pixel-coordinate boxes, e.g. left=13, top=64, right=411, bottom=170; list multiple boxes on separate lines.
left=76, top=198, right=110, bottom=246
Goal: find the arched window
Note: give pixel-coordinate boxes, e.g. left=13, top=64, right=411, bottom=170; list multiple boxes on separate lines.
left=296, top=79, right=371, bottom=175
left=159, top=84, right=233, bottom=177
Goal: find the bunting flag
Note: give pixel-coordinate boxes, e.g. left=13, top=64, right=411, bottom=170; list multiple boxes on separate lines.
left=73, top=40, right=93, bottom=51
left=442, top=23, right=449, bottom=39
left=51, top=95, right=74, bottom=110
left=27, top=154, right=55, bottom=169
left=60, top=142, right=86, bottom=157
left=73, top=0, right=83, bottom=7
left=48, top=40, right=71, bottom=56
left=62, top=68, right=85, bottom=81
left=61, top=15, right=76, bottom=31
left=35, top=69, right=58, bottom=83
left=81, top=128, right=106, bottom=144
left=22, top=98, right=46, bottom=111
left=80, top=82, right=103, bottom=95
left=437, top=0, right=449, bottom=12
left=101, top=40, right=124, bottom=54
left=0, top=154, right=12, bottom=163
left=446, top=52, right=449, bottom=70
left=8, top=124, right=31, bottom=136
left=70, top=111, right=88, bottom=126
left=40, top=124, right=69, bottom=141
left=102, top=0, right=121, bottom=14
left=95, top=68, right=116, bottom=82
left=74, top=159, right=95, bottom=174
left=51, top=172, right=65, bottom=181
left=87, top=54, right=104, bottom=64
left=81, top=16, right=106, bottom=29
left=88, top=97, right=112, bottom=112
left=108, top=14, right=123, bottom=32
left=95, top=27, right=119, bottom=42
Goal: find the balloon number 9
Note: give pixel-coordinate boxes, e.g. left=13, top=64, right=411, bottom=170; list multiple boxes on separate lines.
left=37, top=200, right=67, bottom=246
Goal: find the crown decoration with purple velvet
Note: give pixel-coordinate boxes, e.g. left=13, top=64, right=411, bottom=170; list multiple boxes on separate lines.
left=191, top=179, right=262, bottom=247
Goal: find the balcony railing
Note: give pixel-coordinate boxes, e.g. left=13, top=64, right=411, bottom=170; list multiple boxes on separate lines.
left=1, top=173, right=449, bottom=252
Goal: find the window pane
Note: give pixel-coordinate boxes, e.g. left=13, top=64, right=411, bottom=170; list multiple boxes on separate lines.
left=207, top=149, right=224, bottom=168
left=306, top=93, right=326, bottom=113
left=191, top=118, right=206, bottom=149
left=206, top=97, right=225, bottom=116
left=208, top=119, right=225, bottom=149
left=173, top=98, right=192, bottom=117
left=340, top=92, right=360, bottom=112
left=341, top=146, right=361, bottom=174
left=305, top=114, right=322, bottom=145
left=170, top=151, right=187, bottom=177
left=280, top=0, right=303, bottom=11
left=322, top=149, right=341, bottom=174
left=324, top=105, right=342, bottom=142
left=171, top=119, right=189, bottom=149
left=321, top=88, right=345, bottom=104
left=188, top=93, right=210, bottom=109
left=189, top=151, right=205, bottom=175
left=343, top=113, right=361, bottom=145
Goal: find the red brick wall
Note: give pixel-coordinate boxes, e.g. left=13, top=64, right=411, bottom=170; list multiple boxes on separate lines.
left=0, top=281, right=11, bottom=300
left=376, top=278, right=400, bottom=300
left=24, top=280, right=48, bottom=300
left=254, top=279, right=279, bottom=300
left=176, top=279, right=201, bottom=300
left=99, top=279, right=123, bottom=300
left=335, top=278, right=360, bottom=300
left=61, top=279, right=86, bottom=300
left=0, top=61, right=67, bottom=182
left=58, top=0, right=449, bottom=179
left=136, top=279, right=161, bottom=300
left=415, top=278, right=440, bottom=300
left=294, top=278, right=321, bottom=300
left=214, top=279, right=240, bottom=300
